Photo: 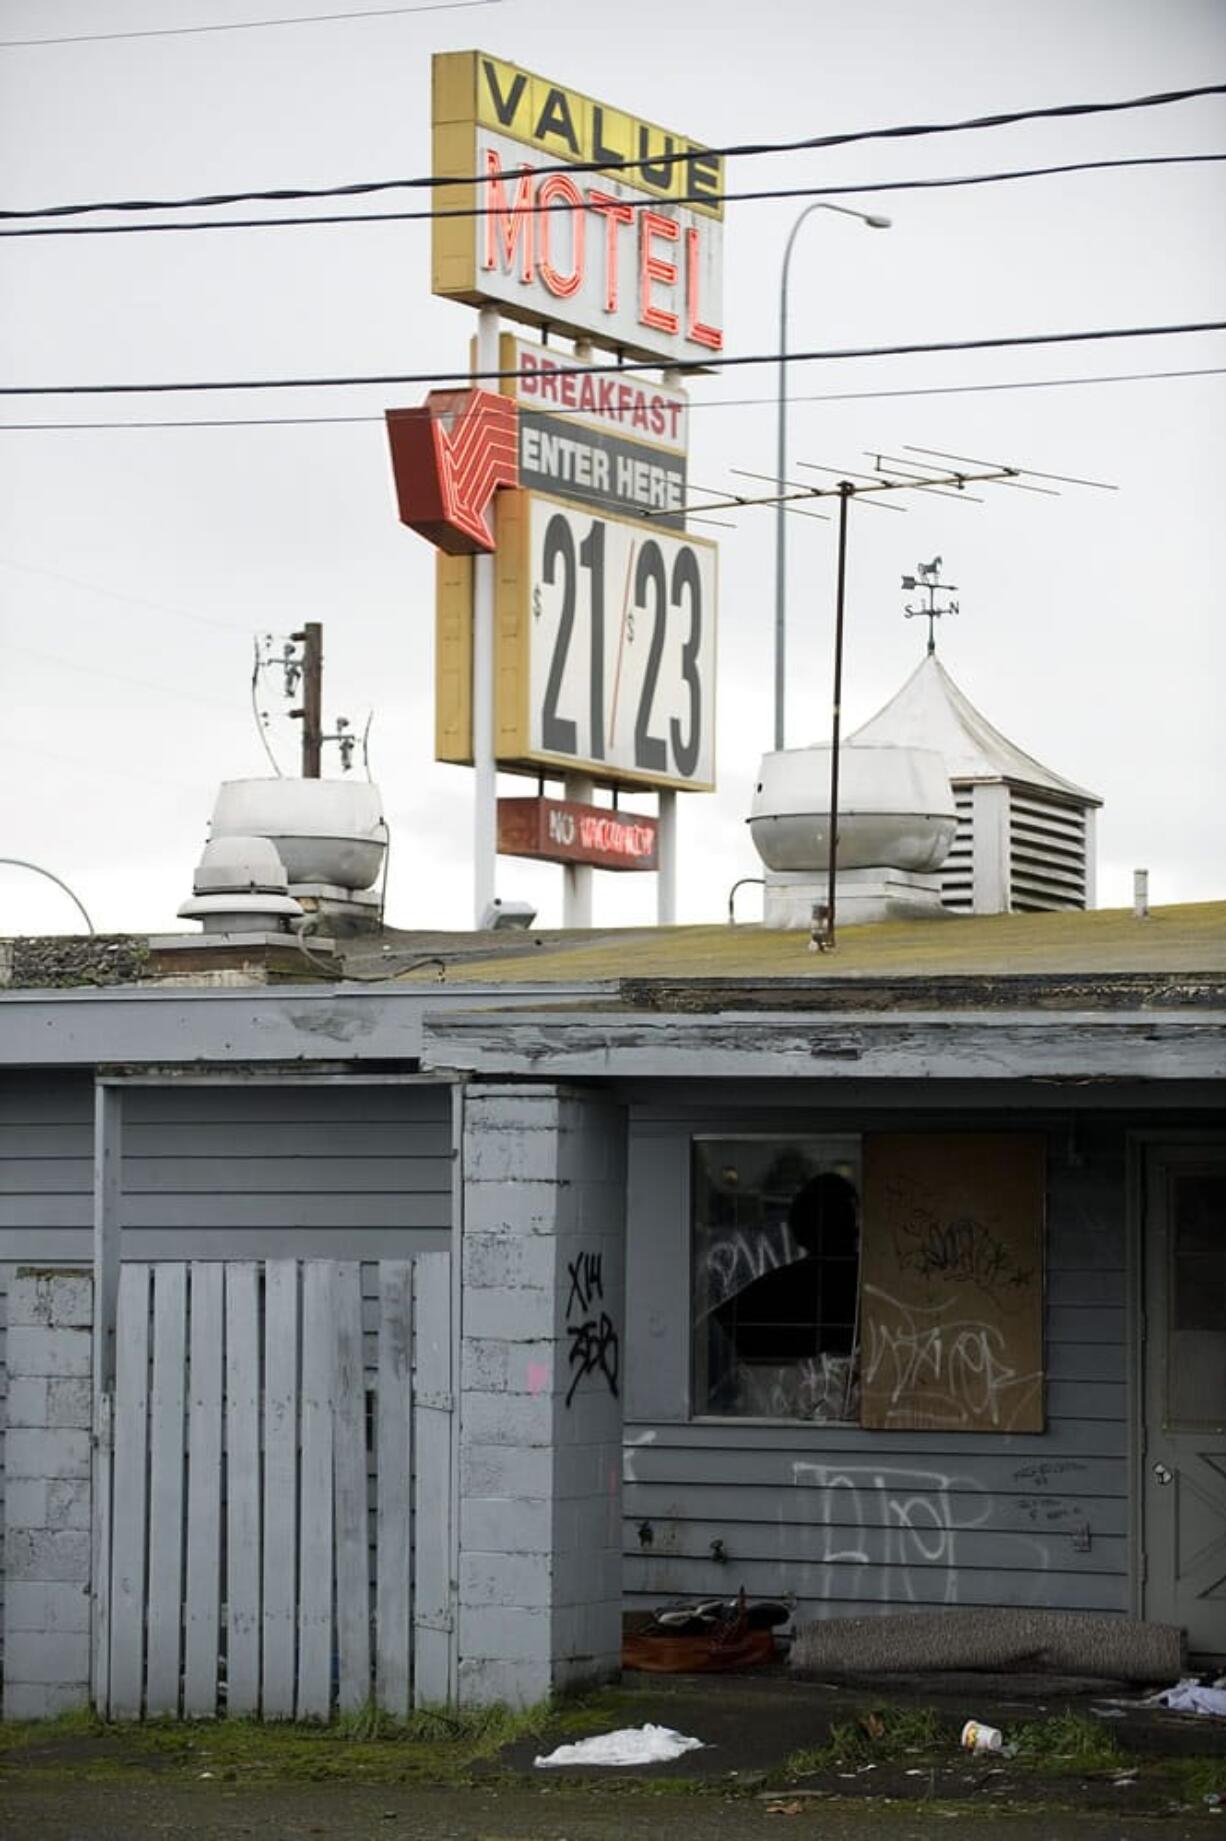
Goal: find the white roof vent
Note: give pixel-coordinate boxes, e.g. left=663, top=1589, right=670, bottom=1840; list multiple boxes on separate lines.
left=749, top=744, right=957, bottom=874
left=178, top=835, right=305, bottom=934
left=209, top=779, right=387, bottom=891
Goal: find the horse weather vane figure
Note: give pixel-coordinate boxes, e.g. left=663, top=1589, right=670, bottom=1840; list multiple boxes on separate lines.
left=902, top=556, right=959, bottom=655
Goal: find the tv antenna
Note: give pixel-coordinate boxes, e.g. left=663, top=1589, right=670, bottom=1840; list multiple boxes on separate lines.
left=902, top=555, right=959, bottom=655
left=649, top=441, right=1115, bottom=951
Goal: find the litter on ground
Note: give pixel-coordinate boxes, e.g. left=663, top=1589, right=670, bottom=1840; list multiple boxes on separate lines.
left=533, top=1724, right=705, bottom=1768
left=1147, top=1679, right=1226, bottom=1718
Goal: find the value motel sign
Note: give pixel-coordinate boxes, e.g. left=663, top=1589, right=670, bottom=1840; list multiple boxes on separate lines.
left=431, top=50, right=724, bottom=366
left=387, top=51, right=722, bottom=870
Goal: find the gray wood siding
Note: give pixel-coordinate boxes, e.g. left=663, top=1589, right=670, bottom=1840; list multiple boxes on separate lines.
left=623, top=1108, right=1129, bottom=1623
left=0, top=1079, right=455, bottom=1265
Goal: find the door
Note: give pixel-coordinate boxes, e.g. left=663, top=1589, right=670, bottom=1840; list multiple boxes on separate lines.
left=1141, top=1142, right=1226, bottom=1662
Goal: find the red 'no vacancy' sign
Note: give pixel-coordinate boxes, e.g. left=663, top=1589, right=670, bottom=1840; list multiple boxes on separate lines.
left=498, top=797, right=658, bottom=871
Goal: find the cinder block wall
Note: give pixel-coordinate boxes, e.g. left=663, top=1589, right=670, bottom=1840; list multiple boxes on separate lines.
left=2, top=1270, right=93, bottom=1719
left=459, top=1084, right=626, bottom=1707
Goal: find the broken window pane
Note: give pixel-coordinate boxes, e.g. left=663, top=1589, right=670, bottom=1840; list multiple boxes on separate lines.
left=691, top=1137, right=861, bottom=1420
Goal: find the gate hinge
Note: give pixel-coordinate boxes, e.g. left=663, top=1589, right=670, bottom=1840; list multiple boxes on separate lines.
left=417, top=1390, right=453, bottom=1413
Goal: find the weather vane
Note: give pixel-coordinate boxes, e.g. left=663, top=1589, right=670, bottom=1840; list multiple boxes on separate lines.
left=902, top=556, right=959, bottom=655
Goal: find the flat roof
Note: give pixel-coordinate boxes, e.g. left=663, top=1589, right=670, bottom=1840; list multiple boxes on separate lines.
left=363, top=900, right=1226, bottom=989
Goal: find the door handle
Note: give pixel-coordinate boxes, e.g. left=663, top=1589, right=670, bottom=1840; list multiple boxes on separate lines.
left=1152, top=1462, right=1173, bottom=1485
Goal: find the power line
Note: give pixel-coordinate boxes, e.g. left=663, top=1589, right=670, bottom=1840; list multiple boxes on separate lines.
left=0, top=365, right=1221, bottom=432
left=2, top=321, right=1222, bottom=397
left=0, top=552, right=252, bottom=633
left=5, top=83, right=1222, bottom=219
left=11, top=740, right=199, bottom=793
left=0, top=1, right=501, bottom=49
left=4, top=153, right=1221, bottom=238
left=2, top=637, right=253, bottom=716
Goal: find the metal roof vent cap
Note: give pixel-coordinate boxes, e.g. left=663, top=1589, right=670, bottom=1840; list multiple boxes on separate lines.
left=178, top=834, right=305, bottom=933
left=748, top=744, right=957, bottom=874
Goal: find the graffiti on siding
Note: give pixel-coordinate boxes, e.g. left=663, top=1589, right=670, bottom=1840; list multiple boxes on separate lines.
left=791, top=1461, right=1050, bottom=1606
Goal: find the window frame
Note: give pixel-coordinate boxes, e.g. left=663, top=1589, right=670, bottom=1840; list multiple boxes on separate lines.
left=689, top=1131, right=863, bottom=1426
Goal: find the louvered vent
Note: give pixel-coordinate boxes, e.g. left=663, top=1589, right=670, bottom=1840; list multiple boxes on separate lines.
left=1009, top=792, right=1087, bottom=911
left=939, top=788, right=975, bottom=913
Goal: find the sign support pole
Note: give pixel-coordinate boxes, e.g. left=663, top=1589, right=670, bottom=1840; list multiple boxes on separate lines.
left=472, top=305, right=500, bottom=927
left=561, top=339, right=597, bottom=931
left=657, top=363, right=684, bottom=929
left=657, top=789, right=677, bottom=924
left=561, top=773, right=594, bottom=928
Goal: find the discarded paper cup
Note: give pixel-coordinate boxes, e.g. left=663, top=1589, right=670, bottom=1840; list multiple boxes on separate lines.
left=961, top=1720, right=1003, bottom=1754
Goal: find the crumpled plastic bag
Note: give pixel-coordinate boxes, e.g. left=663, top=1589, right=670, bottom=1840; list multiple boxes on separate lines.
left=1151, top=1679, right=1226, bottom=1718
left=534, top=1723, right=705, bottom=1768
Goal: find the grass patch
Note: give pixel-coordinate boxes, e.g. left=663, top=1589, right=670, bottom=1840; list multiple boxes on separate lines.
left=1009, top=1711, right=1121, bottom=1773
left=787, top=1704, right=944, bottom=1777
left=1166, top=1755, right=1226, bottom=1805
left=0, top=1706, right=107, bottom=1751
left=0, top=1698, right=556, bottom=1785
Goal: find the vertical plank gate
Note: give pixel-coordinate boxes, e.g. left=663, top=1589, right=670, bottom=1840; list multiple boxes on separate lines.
left=92, top=1256, right=453, bottom=1720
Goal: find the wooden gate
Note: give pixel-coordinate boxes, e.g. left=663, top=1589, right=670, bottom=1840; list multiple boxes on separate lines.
left=92, top=1258, right=453, bottom=1719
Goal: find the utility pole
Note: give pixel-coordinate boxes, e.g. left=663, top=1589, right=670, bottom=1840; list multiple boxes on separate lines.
left=290, top=622, right=323, bottom=777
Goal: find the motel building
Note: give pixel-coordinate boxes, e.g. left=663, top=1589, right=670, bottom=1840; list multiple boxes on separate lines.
left=1, top=650, right=1223, bottom=1720
left=1, top=48, right=1221, bottom=1733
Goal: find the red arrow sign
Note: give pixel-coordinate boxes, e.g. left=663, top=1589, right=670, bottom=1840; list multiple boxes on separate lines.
left=386, top=389, right=519, bottom=555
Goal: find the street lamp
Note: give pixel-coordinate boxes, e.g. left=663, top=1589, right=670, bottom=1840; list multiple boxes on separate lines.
left=774, top=202, right=891, bottom=751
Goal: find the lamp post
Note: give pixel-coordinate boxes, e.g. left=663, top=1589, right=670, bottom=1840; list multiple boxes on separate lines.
left=774, top=202, right=891, bottom=751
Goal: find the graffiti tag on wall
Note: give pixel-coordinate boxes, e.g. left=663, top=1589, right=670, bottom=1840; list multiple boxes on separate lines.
left=861, top=1285, right=1042, bottom=1431
left=565, top=1250, right=619, bottom=1408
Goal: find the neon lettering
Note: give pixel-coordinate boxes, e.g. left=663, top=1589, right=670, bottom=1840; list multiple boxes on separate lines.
left=482, top=149, right=534, bottom=282
left=587, top=190, right=634, bottom=313
left=640, top=212, right=679, bottom=335
left=685, top=225, right=723, bottom=350
left=537, top=173, right=584, bottom=299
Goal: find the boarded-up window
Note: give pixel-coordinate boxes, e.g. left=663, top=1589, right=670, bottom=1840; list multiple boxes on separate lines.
left=860, top=1134, right=1045, bottom=1434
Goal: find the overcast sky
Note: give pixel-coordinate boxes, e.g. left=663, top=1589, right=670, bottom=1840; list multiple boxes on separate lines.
left=1, top=0, right=1223, bottom=937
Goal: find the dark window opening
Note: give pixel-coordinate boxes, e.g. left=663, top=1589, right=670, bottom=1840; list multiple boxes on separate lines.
left=691, top=1138, right=861, bottom=1421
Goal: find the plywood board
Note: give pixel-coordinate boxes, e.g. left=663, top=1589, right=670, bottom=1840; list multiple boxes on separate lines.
left=861, top=1134, right=1045, bottom=1434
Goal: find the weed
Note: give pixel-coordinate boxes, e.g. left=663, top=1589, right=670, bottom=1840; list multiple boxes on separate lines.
left=786, top=1703, right=944, bottom=1777
left=1010, top=1711, right=1121, bottom=1772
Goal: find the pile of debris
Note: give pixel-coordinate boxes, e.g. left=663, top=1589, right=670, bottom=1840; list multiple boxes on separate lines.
left=623, top=1591, right=790, bottom=1674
